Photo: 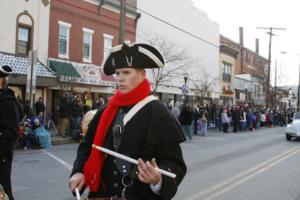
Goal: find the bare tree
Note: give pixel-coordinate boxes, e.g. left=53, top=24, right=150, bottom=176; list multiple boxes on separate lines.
left=140, top=32, right=192, bottom=93
left=192, top=65, right=218, bottom=105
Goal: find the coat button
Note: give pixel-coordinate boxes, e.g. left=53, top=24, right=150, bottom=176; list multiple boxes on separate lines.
left=123, top=169, right=127, bottom=173
left=113, top=183, right=118, bottom=188
left=113, top=159, right=117, bottom=164
left=113, top=170, right=118, bottom=175
left=122, top=165, right=126, bottom=169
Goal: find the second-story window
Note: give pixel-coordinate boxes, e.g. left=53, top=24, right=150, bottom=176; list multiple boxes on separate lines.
left=244, top=51, right=250, bottom=63
left=17, top=26, right=31, bottom=55
left=222, top=62, right=232, bottom=82
left=82, top=28, right=94, bottom=63
left=58, top=21, right=71, bottom=59
left=103, top=33, right=113, bottom=62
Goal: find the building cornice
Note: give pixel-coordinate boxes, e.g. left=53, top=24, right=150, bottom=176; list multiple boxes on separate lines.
left=220, top=44, right=239, bottom=58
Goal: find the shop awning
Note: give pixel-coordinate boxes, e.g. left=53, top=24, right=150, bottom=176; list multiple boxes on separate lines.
left=49, top=60, right=81, bottom=78
left=0, top=52, right=55, bottom=78
left=100, top=71, right=116, bottom=82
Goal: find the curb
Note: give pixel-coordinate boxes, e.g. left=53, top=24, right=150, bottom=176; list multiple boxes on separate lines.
left=51, top=136, right=73, bottom=145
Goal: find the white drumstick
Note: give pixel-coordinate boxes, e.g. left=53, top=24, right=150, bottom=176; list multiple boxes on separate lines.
left=92, top=144, right=176, bottom=179
left=75, top=187, right=80, bottom=200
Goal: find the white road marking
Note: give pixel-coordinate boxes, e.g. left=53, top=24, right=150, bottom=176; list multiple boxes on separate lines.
left=184, top=145, right=300, bottom=200
left=192, top=137, right=227, bottom=141
left=181, top=143, right=197, bottom=148
left=42, top=149, right=73, bottom=171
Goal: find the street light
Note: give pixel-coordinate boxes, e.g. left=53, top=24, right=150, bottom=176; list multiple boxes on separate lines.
left=298, top=64, right=300, bottom=111
left=288, top=88, right=292, bottom=111
left=182, top=73, right=188, bottom=104
left=295, top=54, right=300, bottom=111
left=183, top=76, right=188, bottom=104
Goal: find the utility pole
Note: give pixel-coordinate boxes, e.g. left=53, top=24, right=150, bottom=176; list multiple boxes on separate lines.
left=298, top=64, right=300, bottom=111
left=257, top=27, right=286, bottom=110
left=119, top=0, right=126, bottom=44
left=274, top=59, right=277, bottom=111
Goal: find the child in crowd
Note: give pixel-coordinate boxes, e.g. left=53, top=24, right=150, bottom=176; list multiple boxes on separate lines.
left=33, top=119, right=52, bottom=149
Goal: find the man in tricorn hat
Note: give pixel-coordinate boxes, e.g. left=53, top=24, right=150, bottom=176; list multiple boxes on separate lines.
left=69, top=43, right=186, bottom=200
left=0, top=65, right=23, bottom=200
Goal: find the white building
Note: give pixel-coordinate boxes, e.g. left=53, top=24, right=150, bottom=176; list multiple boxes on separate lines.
left=0, top=0, right=50, bottom=64
left=136, top=0, right=220, bottom=104
left=0, top=0, right=54, bottom=112
left=234, top=74, right=264, bottom=106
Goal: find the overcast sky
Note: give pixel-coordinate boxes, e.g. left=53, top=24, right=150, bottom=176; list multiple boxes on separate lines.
left=192, top=0, right=300, bottom=86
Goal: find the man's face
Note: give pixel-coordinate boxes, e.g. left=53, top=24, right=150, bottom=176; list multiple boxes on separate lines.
left=115, top=68, right=145, bottom=94
left=0, top=76, right=8, bottom=88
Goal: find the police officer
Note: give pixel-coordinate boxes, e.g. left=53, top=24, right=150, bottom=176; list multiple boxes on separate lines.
left=0, top=65, right=23, bottom=200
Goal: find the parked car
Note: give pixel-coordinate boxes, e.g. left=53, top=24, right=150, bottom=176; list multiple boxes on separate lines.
left=286, top=112, right=300, bottom=141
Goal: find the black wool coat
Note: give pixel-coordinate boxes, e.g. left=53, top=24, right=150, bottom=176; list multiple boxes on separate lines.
left=0, top=89, right=23, bottom=158
left=72, top=99, right=186, bottom=200
left=0, top=88, right=23, bottom=199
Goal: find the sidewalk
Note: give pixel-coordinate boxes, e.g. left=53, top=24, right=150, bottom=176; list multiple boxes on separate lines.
left=49, top=128, right=73, bottom=145
left=51, top=135, right=73, bottom=145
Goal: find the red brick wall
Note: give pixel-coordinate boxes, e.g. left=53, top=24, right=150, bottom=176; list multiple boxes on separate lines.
left=49, top=0, right=136, bottom=65
left=220, top=35, right=267, bottom=77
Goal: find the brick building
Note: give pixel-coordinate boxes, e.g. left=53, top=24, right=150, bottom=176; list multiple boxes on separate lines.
left=220, top=28, right=269, bottom=106
left=48, top=0, right=139, bottom=119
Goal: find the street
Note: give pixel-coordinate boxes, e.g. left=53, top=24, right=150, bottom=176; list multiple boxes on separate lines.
left=11, top=127, right=300, bottom=200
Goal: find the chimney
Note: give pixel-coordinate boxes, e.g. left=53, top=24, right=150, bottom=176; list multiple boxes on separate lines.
left=239, top=27, right=244, bottom=46
left=255, top=38, right=259, bottom=54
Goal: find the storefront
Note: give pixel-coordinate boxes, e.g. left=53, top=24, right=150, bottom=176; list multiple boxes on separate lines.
left=49, top=59, right=116, bottom=122
left=0, top=52, right=56, bottom=113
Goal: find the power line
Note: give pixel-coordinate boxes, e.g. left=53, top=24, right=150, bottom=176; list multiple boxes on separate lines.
left=125, top=3, right=219, bottom=49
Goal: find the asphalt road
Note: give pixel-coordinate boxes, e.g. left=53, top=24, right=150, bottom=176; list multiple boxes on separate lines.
left=11, top=126, right=300, bottom=200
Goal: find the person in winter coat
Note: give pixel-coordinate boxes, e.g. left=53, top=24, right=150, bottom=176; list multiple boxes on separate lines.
left=171, top=101, right=181, bottom=119
left=221, top=109, right=230, bottom=133
left=200, top=109, right=209, bottom=136
left=231, top=106, right=240, bottom=132
left=70, top=99, right=83, bottom=141
left=69, top=43, right=186, bottom=200
left=59, top=97, right=71, bottom=137
left=0, top=65, right=23, bottom=200
left=179, top=104, right=194, bottom=140
left=35, top=97, right=45, bottom=116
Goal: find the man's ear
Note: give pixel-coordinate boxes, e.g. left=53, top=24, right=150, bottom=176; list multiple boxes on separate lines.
left=141, top=69, right=146, bottom=78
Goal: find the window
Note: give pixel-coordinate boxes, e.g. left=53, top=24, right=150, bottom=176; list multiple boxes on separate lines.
left=17, top=26, right=31, bottom=55
left=222, top=62, right=232, bottom=82
left=254, top=85, right=260, bottom=97
left=82, top=28, right=94, bottom=63
left=58, top=21, right=71, bottom=58
left=103, top=34, right=113, bottom=62
left=244, top=50, right=250, bottom=63
left=235, top=91, right=240, bottom=99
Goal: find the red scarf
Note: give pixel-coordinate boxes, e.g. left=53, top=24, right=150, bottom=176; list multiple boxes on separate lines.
left=83, top=78, right=151, bottom=192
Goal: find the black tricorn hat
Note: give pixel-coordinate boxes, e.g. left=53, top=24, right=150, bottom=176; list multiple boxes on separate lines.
left=103, top=43, right=164, bottom=75
left=0, top=65, right=13, bottom=77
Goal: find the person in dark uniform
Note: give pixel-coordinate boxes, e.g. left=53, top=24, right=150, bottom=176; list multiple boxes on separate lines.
left=69, top=43, right=186, bottom=200
left=35, top=97, right=45, bottom=116
left=0, top=65, right=23, bottom=200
